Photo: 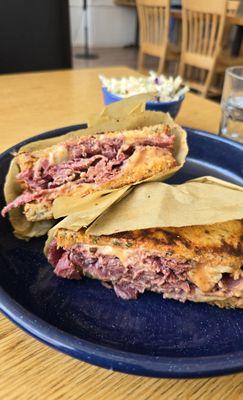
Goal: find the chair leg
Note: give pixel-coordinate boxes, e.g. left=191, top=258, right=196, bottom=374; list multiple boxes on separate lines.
left=157, top=54, right=166, bottom=75
left=203, top=67, right=215, bottom=97
left=179, top=61, right=186, bottom=80
left=173, top=60, right=179, bottom=76
left=137, top=50, right=145, bottom=72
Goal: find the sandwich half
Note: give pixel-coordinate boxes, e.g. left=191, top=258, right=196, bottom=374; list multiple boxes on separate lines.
left=2, top=123, right=186, bottom=230
left=45, top=220, right=243, bottom=308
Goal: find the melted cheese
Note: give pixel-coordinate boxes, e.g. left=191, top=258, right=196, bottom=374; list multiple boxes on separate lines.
left=83, top=244, right=132, bottom=265
left=47, top=144, right=68, bottom=165
left=188, top=264, right=234, bottom=292
left=32, top=144, right=68, bottom=167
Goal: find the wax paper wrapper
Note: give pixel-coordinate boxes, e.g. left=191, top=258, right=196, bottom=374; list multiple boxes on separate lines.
left=3, top=94, right=188, bottom=239
left=44, top=176, right=243, bottom=252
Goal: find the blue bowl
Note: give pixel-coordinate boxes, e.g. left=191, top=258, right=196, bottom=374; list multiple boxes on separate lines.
left=102, top=87, right=185, bottom=119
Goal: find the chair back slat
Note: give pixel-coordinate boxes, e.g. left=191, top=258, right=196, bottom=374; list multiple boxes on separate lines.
left=198, top=12, right=204, bottom=54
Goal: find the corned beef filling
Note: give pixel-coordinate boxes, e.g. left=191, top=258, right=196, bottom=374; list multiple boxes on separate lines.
left=48, top=240, right=243, bottom=302
left=2, top=133, right=175, bottom=216
left=47, top=240, right=193, bottom=300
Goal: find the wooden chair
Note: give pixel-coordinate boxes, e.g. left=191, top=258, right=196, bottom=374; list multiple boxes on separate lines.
left=222, top=1, right=240, bottom=51
left=179, top=0, right=227, bottom=97
left=227, top=0, right=240, bottom=16
left=179, top=0, right=243, bottom=97
left=216, top=0, right=243, bottom=69
left=136, top=0, right=180, bottom=74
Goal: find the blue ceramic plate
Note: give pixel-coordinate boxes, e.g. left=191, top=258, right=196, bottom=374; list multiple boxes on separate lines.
left=0, top=126, right=242, bottom=379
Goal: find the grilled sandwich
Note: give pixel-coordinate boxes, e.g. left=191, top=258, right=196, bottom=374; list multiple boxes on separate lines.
left=46, top=220, right=243, bottom=308
left=2, top=124, right=182, bottom=223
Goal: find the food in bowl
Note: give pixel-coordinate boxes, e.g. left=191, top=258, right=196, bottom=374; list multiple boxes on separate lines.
left=99, top=71, right=189, bottom=103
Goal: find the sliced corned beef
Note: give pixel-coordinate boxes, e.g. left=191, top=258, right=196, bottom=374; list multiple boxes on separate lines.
left=48, top=241, right=193, bottom=301
left=2, top=132, right=176, bottom=216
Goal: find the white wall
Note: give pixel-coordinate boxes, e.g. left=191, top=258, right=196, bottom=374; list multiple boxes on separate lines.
left=69, top=0, right=136, bottom=47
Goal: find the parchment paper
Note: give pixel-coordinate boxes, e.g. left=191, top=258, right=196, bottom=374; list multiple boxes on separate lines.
left=87, top=177, right=243, bottom=235
left=4, top=94, right=188, bottom=239
left=45, top=176, right=243, bottom=249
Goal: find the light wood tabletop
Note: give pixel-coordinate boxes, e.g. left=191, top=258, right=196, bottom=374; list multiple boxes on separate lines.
left=0, top=67, right=242, bottom=400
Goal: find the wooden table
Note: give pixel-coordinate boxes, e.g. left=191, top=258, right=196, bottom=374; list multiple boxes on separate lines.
left=0, top=67, right=242, bottom=400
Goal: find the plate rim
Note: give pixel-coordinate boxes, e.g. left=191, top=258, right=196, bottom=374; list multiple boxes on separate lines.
left=0, top=125, right=243, bottom=379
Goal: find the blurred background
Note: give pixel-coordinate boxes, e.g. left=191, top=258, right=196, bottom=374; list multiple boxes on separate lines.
left=0, top=0, right=243, bottom=99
